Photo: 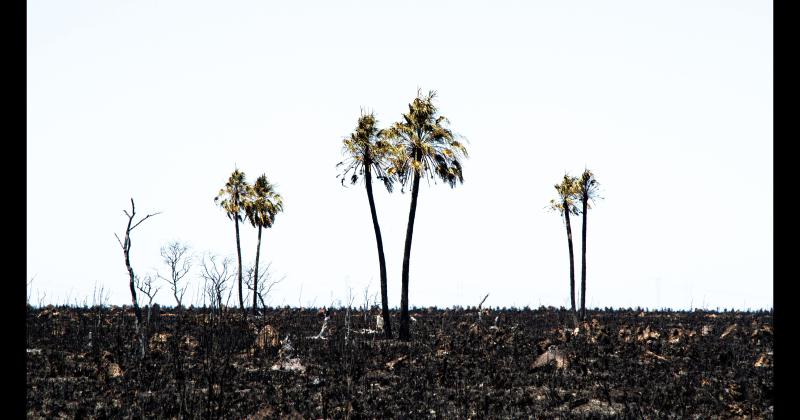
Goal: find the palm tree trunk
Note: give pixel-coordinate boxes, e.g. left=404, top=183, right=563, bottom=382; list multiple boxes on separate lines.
left=564, top=204, right=576, bottom=314
left=580, top=195, right=588, bottom=320
left=253, top=225, right=262, bottom=315
left=399, top=170, right=421, bottom=341
left=235, top=217, right=244, bottom=313
left=364, top=167, right=392, bottom=338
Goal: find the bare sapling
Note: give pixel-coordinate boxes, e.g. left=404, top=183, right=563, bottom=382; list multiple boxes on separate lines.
left=361, top=283, right=371, bottom=323
left=199, top=254, right=234, bottom=316
left=91, top=280, right=112, bottom=308
left=245, top=262, right=285, bottom=316
left=115, top=198, right=161, bottom=326
left=159, top=241, right=192, bottom=309
left=354, top=286, right=383, bottom=336
left=135, top=274, right=161, bottom=324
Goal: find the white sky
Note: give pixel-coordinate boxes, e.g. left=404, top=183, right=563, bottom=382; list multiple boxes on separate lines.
left=27, top=0, right=772, bottom=310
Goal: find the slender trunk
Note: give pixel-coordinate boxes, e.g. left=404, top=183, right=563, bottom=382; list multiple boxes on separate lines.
left=235, top=217, right=244, bottom=313
left=580, top=194, right=588, bottom=320
left=125, top=233, right=145, bottom=360
left=399, top=170, right=421, bottom=341
left=253, top=226, right=262, bottom=315
left=124, top=235, right=143, bottom=325
left=364, top=166, right=392, bottom=338
left=173, top=274, right=182, bottom=309
left=564, top=203, right=576, bottom=314
left=258, top=293, right=267, bottom=311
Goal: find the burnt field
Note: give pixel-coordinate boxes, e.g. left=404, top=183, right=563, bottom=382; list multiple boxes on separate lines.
left=27, top=306, right=773, bottom=418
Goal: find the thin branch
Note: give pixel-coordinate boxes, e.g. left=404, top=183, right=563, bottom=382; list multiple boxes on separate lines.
left=478, top=293, right=489, bottom=309
left=130, top=212, right=162, bottom=231
left=478, top=293, right=489, bottom=322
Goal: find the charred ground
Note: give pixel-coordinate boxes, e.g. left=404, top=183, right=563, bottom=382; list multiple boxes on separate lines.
left=26, top=306, right=773, bottom=418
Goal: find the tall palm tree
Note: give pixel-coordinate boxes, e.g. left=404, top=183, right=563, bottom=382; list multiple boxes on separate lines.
left=337, top=111, right=395, bottom=338
left=576, top=169, right=600, bottom=320
left=549, top=174, right=580, bottom=315
left=215, top=169, right=250, bottom=313
left=245, top=174, right=284, bottom=315
left=384, top=90, right=468, bottom=341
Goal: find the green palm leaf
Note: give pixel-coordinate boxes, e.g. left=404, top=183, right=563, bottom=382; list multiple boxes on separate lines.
left=337, top=111, right=396, bottom=193
left=215, top=169, right=249, bottom=222
left=383, top=90, right=468, bottom=189
left=549, top=174, right=581, bottom=217
left=245, top=175, right=284, bottom=229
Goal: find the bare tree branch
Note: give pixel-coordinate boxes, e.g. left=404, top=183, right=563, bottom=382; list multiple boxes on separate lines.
left=158, top=241, right=192, bottom=308
left=199, top=253, right=233, bottom=313
left=135, top=274, right=161, bottom=305
left=478, top=293, right=489, bottom=309
left=130, top=212, right=163, bottom=232
left=135, top=274, right=160, bottom=324
left=245, top=261, right=285, bottom=314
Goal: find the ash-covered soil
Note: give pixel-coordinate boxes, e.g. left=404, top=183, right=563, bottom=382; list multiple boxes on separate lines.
left=26, top=306, right=773, bottom=418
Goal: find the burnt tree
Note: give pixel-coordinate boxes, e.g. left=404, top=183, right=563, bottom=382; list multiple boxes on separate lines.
left=115, top=198, right=160, bottom=326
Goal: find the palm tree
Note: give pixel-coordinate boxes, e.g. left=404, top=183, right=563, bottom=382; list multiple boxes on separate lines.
left=215, top=169, right=250, bottom=313
left=576, top=169, right=600, bottom=320
left=384, top=90, right=468, bottom=341
left=245, top=174, right=284, bottom=315
left=549, top=174, right=580, bottom=315
left=337, top=111, right=396, bottom=338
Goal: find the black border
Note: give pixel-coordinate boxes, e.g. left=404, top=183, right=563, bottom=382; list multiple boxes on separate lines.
left=16, top=0, right=28, bottom=416
left=772, top=0, right=784, bottom=415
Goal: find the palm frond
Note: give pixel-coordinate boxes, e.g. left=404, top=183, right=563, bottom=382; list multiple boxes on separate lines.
left=549, top=174, right=581, bottom=216
left=575, top=169, right=602, bottom=208
left=337, top=110, right=396, bottom=192
left=383, top=89, right=468, bottom=190
left=245, top=174, right=284, bottom=229
left=215, top=169, right=249, bottom=221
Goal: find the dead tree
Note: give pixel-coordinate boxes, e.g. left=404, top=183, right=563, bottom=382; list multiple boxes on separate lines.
left=158, top=241, right=192, bottom=309
left=115, top=198, right=161, bottom=326
left=200, top=253, right=234, bottom=315
left=135, top=273, right=161, bottom=324
left=477, top=293, right=489, bottom=322
left=244, top=262, right=285, bottom=315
